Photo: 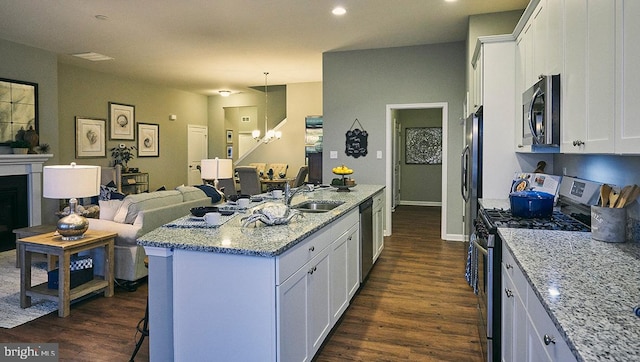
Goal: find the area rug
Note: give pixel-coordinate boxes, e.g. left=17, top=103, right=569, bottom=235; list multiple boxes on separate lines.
left=0, top=250, right=57, bottom=328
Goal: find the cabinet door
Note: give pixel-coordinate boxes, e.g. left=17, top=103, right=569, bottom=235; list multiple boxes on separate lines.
left=372, top=192, right=384, bottom=262
left=501, top=267, right=516, bottom=362
left=616, top=0, right=640, bottom=153
left=346, top=224, right=360, bottom=299
left=330, top=230, right=349, bottom=322
left=278, top=265, right=309, bottom=362
left=562, top=0, right=615, bottom=153
left=308, top=247, right=331, bottom=356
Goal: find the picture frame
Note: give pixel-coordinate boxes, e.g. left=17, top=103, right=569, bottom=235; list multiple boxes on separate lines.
left=75, top=117, right=106, bottom=158
left=0, top=78, right=38, bottom=145
left=226, top=145, right=233, bottom=159
left=405, top=127, right=442, bottom=165
left=137, top=123, right=159, bottom=157
left=109, top=102, right=135, bottom=140
left=226, top=130, right=233, bottom=144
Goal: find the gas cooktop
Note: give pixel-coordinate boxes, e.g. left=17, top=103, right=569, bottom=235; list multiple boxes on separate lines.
left=480, top=208, right=590, bottom=232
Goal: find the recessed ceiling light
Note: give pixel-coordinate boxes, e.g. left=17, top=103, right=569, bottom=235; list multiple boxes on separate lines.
left=332, top=7, right=346, bottom=16
left=95, top=14, right=109, bottom=21
left=71, top=52, right=114, bottom=61
left=219, top=90, right=231, bottom=97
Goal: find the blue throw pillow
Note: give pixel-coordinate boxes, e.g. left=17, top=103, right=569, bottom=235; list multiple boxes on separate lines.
left=194, top=184, right=222, bottom=203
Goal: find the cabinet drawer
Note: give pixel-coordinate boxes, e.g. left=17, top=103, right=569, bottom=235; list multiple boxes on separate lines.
left=372, top=191, right=384, bottom=210
left=502, top=246, right=528, bottom=298
left=276, top=227, right=332, bottom=285
left=330, top=209, right=359, bottom=240
left=526, top=283, right=576, bottom=362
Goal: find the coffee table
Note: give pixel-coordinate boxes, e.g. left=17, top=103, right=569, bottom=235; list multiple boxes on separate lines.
left=17, top=230, right=116, bottom=317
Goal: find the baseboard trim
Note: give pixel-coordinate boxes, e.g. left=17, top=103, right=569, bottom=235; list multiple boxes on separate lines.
left=398, top=200, right=442, bottom=207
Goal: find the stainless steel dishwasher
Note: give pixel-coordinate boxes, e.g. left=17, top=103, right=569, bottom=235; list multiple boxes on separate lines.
left=360, top=197, right=374, bottom=282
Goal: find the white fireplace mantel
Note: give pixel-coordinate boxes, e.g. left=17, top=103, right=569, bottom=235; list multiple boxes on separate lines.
left=0, top=154, right=53, bottom=226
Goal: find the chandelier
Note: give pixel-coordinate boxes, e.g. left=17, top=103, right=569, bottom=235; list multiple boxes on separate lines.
left=252, top=72, right=282, bottom=143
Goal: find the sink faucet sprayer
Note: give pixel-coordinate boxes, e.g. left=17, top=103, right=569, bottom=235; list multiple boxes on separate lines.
left=284, top=184, right=313, bottom=206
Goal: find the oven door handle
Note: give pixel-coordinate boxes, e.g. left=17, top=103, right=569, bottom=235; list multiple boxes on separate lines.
left=472, top=238, right=488, bottom=256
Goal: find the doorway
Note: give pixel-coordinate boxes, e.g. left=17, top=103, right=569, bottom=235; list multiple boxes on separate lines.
left=386, top=102, right=448, bottom=239
left=187, top=125, right=208, bottom=185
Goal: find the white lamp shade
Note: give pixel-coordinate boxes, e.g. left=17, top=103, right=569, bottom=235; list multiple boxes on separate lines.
left=201, top=158, right=233, bottom=180
left=43, top=163, right=101, bottom=199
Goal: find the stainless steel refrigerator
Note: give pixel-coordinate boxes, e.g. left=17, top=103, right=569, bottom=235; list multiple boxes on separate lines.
left=461, top=107, right=483, bottom=240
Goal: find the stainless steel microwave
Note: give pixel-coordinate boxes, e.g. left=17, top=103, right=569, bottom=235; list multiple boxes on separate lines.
left=522, top=74, right=560, bottom=147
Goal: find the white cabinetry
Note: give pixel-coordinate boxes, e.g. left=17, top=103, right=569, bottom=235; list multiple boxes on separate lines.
left=615, top=0, right=640, bottom=153
left=561, top=0, right=616, bottom=153
left=372, top=190, right=384, bottom=262
left=502, top=247, right=576, bottom=362
left=278, top=209, right=360, bottom=362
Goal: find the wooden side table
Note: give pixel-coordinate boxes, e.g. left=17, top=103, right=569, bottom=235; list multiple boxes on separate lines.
left=13, top=224, right=57, bottom=268
left=17, top=230, right=116, bottom=317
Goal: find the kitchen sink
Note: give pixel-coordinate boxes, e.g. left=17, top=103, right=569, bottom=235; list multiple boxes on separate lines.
left=292, top=200, right=344, bottom=213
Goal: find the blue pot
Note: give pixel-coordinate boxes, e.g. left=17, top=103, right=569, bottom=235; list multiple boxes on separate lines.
left=509, top=190, right=554, bottom=218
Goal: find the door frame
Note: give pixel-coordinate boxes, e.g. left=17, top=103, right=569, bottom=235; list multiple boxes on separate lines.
left=386, top=102, right=448, bottom=240
left=187, top=124, right=208, bottom=185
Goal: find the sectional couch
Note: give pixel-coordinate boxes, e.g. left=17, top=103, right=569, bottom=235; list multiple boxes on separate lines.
left=88, top=185, right=217, bottom=282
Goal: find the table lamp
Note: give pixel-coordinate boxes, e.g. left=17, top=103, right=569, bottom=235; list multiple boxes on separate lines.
left=43, top=163, right=101, bottom=240
left=201, top=157, right=233, bottom=194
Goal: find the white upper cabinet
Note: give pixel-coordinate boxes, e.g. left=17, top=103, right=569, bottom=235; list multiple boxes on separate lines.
left=561, top=0, right=616, bottom=153
left=615, top=0, right=640, bottom=153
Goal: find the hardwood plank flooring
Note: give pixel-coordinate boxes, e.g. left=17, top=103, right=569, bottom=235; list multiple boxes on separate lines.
left=0, top=205, right=482, bottom=362
left=315, top=206, right=483, bottom=361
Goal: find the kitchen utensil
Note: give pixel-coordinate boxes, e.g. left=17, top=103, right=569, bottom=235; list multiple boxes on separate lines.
left=609, top=189, right=620, bottom=208
left=626, top=185, right=640, bottom=207
left=600, top=184, right=611, bottom=207
left=615, top=185, right=633, bottom=208
left=509, top=190, right=554, bottom=218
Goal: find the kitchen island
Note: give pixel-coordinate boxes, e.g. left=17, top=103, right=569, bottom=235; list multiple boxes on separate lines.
left=138, top=185, right=384, bottom=362
left=483, top=199, right=640, bottom=361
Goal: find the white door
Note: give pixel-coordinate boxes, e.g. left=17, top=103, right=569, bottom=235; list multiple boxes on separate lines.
left=187, top=125, right=208, bottom=185
left=392, top=118, right=401, bottom=210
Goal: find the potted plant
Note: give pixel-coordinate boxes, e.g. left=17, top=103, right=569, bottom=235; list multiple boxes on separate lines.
left=10, top=140, right=31, bottom=154
left=110, top=144, right=137, bottom=170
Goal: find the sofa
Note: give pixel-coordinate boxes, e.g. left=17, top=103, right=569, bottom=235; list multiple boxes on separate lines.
left=88, top=185, right=217, bottom=282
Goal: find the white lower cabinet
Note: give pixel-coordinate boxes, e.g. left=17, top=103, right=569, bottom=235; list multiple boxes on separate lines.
left=502, top=247, right=576, bottom=362
left=277, top=209, right=360, bottom=362
left=372, top=191, right=384, bottom=262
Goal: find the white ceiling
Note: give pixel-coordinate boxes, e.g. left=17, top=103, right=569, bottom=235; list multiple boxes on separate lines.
left=0, top=0, right=527, bottom=95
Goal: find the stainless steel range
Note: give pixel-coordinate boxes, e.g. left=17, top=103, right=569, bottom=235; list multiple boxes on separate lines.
left=471, top=176, right=599, bottom=362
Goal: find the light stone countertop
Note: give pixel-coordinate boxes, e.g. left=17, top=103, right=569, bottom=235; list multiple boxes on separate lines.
left=137, top=184, right=384, bottom=257
left=481, top=199, right=640, bottom=361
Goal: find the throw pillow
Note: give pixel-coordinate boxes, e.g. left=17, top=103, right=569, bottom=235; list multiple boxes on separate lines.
left=156, top=185, right=166, bottom=191
left=194, top=184, right=222, bottom=203
left=99, top=180, right=120, bottom=201
left=99, top=199, right=123, bottom=221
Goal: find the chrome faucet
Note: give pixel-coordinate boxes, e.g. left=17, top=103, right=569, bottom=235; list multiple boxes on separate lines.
left=284, top=184, right=312, bottom=206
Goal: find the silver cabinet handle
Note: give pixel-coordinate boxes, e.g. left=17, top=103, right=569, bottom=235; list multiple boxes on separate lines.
left=505, top=264, right=513, bottom=270
left=308, top=266, right=317, bottom=275
left=309, top=246, right=315, bottom=252
left=543, top=334, right=556, bottom=345
left=572, top=140, right=585, bottom=146
left=505, top=289, right=513, bottom=298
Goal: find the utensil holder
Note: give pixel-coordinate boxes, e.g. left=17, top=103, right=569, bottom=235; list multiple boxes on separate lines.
left=591, top=206, right=626, bottom=243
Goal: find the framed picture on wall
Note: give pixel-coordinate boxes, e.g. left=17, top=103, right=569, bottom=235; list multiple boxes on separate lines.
left=109, top=102, right=135, bottom=140
left=0, top=78, right=38, bottom=145
left=137, top=123, right=159, bottom=157
left=226, top=145, right=233, bottom=159
left=405, top=127, right=442, bottom=164
left=75, top=117, right=106, bottom=158
left=226, top=130, right=233, bottom=144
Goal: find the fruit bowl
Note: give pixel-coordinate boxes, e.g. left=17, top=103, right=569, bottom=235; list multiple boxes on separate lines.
left=332, top=165, right=353, bottom=175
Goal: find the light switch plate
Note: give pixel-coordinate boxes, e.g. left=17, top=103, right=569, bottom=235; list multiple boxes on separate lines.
left=376, top=150, right=382, bottom=159
left=330, top=151, right=338, bottom=159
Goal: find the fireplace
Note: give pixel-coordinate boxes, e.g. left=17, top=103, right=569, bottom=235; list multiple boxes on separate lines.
left=0, top=154, right=52, bottom=250
left=0, top=175, right=28, bottom=251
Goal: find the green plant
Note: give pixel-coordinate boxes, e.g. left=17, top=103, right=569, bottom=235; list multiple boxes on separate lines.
left=37, top=143, right=51, bottom=153
left=10, top=140, right=30, bottom=148
left=110, top=144, right=137, bottom=167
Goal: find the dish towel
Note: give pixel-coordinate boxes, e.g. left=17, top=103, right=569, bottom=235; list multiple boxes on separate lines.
left=465, top=233, right=479, bottom=295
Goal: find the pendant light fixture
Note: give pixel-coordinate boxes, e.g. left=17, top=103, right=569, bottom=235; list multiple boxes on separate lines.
left=253, top=72, right=282, bottom=143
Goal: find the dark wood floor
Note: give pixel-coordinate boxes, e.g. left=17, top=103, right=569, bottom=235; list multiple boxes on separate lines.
left=0, top=206, right=482, bottom=361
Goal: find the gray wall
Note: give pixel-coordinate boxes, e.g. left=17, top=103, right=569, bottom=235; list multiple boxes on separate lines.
left=323, top=42, right=466, bottom=237
left=553, top=154, right=640, bottom=189
left=58, top=63, right=209, bottom=191
left=0, top=39, right=59, bottom=224
left=398, top=108, right=442, bottom=203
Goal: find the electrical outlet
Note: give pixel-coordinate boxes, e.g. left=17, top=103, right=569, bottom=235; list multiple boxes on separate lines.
left=330, top=151, right=338, bottom=159
left=376, top=151, right=382, bottom=159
